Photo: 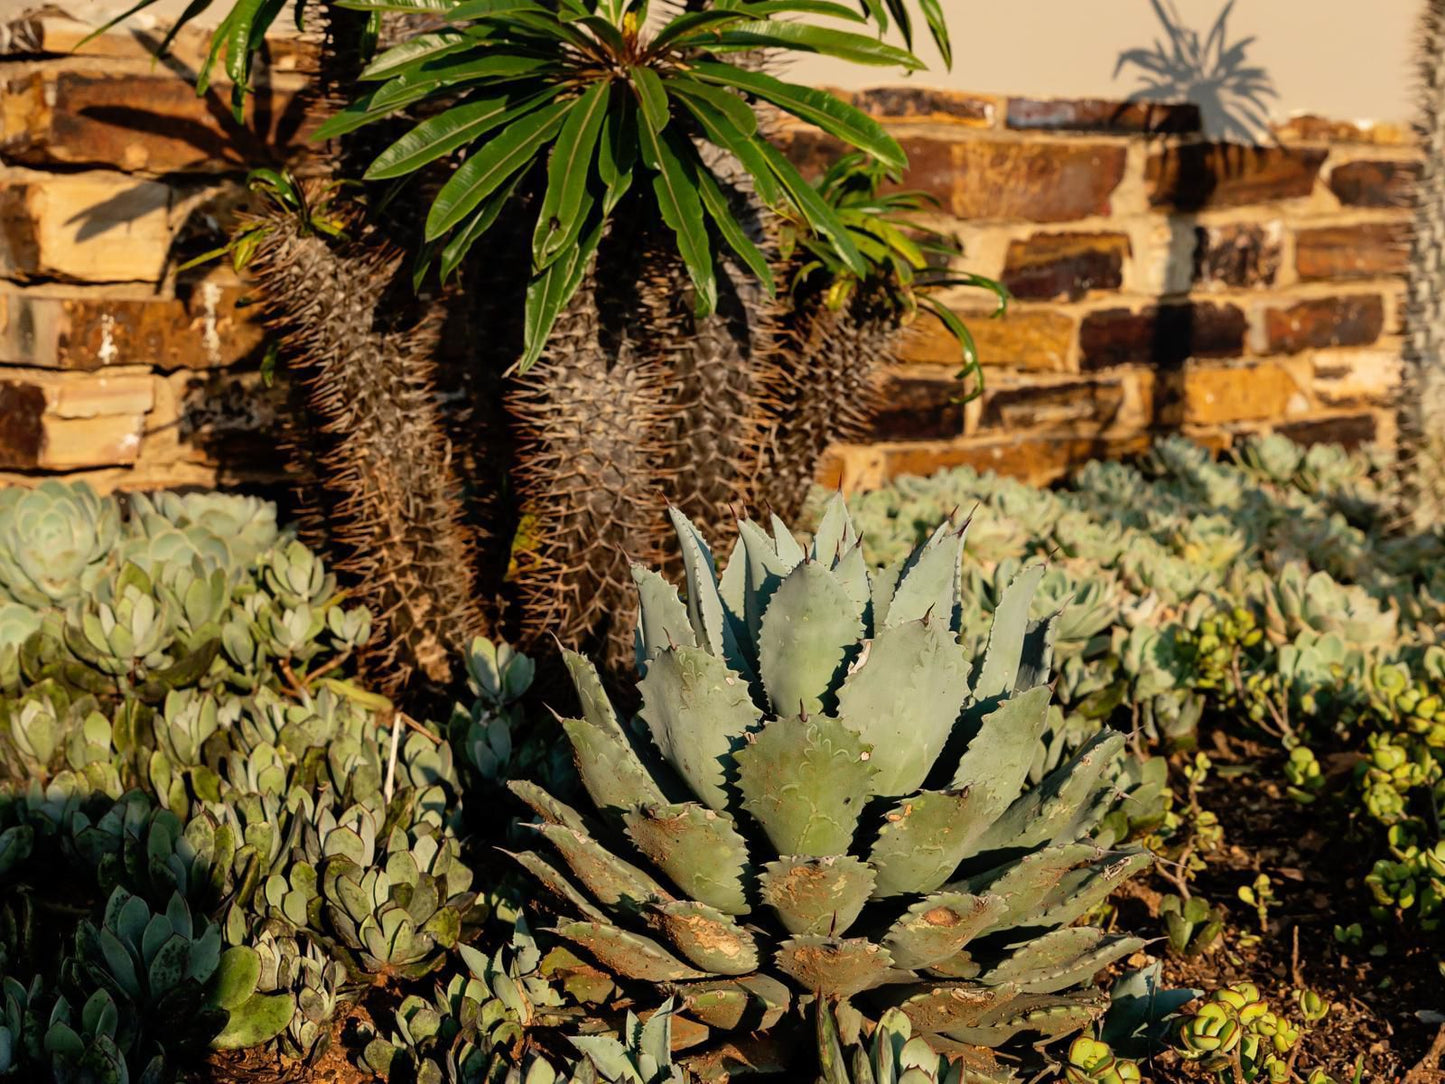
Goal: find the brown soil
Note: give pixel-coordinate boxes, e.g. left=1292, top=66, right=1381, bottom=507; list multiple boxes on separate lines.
left=1120, top=734, right=1445, bottom=1083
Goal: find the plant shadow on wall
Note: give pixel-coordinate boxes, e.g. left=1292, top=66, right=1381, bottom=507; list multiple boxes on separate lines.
left=1114, top=0, right=1278, bottom=146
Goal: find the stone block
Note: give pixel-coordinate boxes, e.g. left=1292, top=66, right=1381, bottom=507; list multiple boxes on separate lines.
left=1193, top=222, right=1282, bottom=289
left=954, top=140, right=1128, bottom=222
left=1327, top=160, right=1419, bottom=208
left=976, top=376, right=1127, bottom=432
left=0, top=373, right=146, bottom=469
left=0, top=277, right=263, bottom=369
left=853, top=88, right=996, bottom=126
left=1311, top=348, right=1402, bottom=405
left=1079, top=303, right=1247, bottom=371
left=1000, top=232, right=1129, bottom=301
left=38, top=414, right=145, bottom=469
left=0, top=379, right=44, bottom=468
left=877, top=433, right=1152, bottom=486
left=0, top=171, right=193, bottom=283
left=1259, top=295, right=1385, bottom=354
left=1146, top=145, right=1327, bottom=210
left=901, top=308, right=1075, bottom=372
left=1274, top=412, right=1379, bottom=449
left=1, top=64, right=315, bottom=174
left=1295, top=223, right=1408, bottom=281
left=1273, top=116, right=1412, bottom=146
left=1005, top=97, right=1200, bottom=135
left=869, top=370, right=966, bottom=441
left=1183, top=362, right=1306, bottom=425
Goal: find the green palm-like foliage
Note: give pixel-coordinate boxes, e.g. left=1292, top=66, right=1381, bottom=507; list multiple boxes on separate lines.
left=333, top=0, right=923, bottom=369
left=511, top=495, right=1150, bottom=1075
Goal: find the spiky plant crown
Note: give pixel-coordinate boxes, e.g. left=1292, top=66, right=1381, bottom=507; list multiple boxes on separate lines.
left=510, top=496, right=1149, bottom=1078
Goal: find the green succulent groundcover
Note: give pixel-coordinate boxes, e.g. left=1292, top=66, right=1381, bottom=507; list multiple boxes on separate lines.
left=0, top=432, right=1437, bottom=1082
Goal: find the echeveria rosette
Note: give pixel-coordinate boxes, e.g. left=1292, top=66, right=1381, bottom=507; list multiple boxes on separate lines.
left=329, top=0, right=926, bottom=370
left=511, top=495, right=1149, bottom=1075
left=0, top=481, right=120, bottom=609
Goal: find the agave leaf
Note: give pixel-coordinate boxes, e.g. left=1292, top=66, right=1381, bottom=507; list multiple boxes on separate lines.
left=558, top=651, right=669, bottom=813
left=758, top=561, right=865, bottom=717
left=638, top=646, right=758, bottom=812
left=979, top=928, right=1144, bottom=995
left=508, top=851, right=610, bottom=923
left=555, top=921, right=709, bottom=982
left=967, top=731, right=1125, bottom=856
left=735, top=714, right=875, bottom=857
left=648, top=900, right=759, bottom=975
left=885, top=524, right=965, bottom=629
left=758, top=854, right=875, bottom=936
left=948, top=685, right=1051, bottom=821
left=633, top=566, right=697, bottom=665
left=672, top=974, right=792, bottom=1031
left=810, top=493, right=859, bottom=565
left=535, top=823, right=669, bottom=913
left=942, top=991, right=1108, bottom=1045
left=666, top=507, right=750, bottom=677
left=973, top=563, right=1046, bottom=701
left=881, top=892, right=1007, bottom=971
left=776, top=936, right=905, bottom=998
left=624, top=802, right=751, bottom=916
left=889, top=982, right=1020, bottom=1034
left=867, top=788, right=993, bottom=898
left=836, top=619, right=969, bottom=797
left=508, top=779, right=589, bottom=832
left=736, top=518, right=797, bottom=648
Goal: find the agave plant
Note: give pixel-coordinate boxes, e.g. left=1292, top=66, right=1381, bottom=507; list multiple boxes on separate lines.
left=510, top=497, right=1148, bottom=1076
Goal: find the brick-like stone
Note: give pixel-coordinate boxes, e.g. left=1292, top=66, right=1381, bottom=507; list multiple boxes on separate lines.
left=0, top=172, right=191, bottom=283
left=1183, top=362, right=1306, bottom=425
left=38, top=414, right=145, bottom=469
left=1260, top=295, right=1385, bottom=354
left=954, top=141, right=1127, bottom=222
left=903, top=309, right=1075, bottom=372
left=1311, top=348, right=1402, bottom=405
left=1327, top=160, right=1419, bottom=208
left=853, top=88, right=996, bottom=126
left=0, top=278, right=263, bottom=370
left=870, top=371, right=966, bottom=440
left=1274, top=412, right=1379, bottom=449
left=1, top=65, right=314, bottom=174
left=0, top=379, right=44, bottom=468
left=49, top=371, right=154, bottom=418
left=977, top=377, right=1126, bottom=432
left=1079, top=303, right=1247, bottom=371
left=878, top=433, right=1151, bottom=486
left=1295, top=223, right=1409, bottom=281
left=1005, top=97, right=1200, bottom=135
left=1146, top=145, right=1327, bottom=210
left=1273, top=115, right=1412, bottom=146
left=1193, top=222, right=1282, bottom=289
left=1001, top=232, right=1129, bottom=301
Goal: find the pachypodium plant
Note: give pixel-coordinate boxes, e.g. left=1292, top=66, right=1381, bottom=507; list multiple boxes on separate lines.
left=510, top=495, right=1149, bottom=1077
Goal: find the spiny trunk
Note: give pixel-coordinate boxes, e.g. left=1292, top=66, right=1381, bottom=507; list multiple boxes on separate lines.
left=253, top=209, right=486, bottom=694
left=1403, top=0, right=1445, bottom=529
left=504, top=206, right=683, bottom=670
left=758, top=290, right=901, bottom=523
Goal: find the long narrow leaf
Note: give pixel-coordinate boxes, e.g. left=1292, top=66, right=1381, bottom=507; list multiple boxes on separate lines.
left=696, top=165, right=776, bottom=297
left=671, top=93, right=784, bottom=208
left=439, top=172, right=527, bottom=282
left=733, top=1, right=866, bottom=21
left=360, top=30, right=470, bottom=80
left=754, top=138, right=866, bottom=277
left=639, top=124, right=716, bottom=316
left=367, top=90, right=559, bottom=180
left=691, top=61, right=906, bottom=170
left=684, top=21, right=922, bottom=68
left=520, top=213, right=606, bottom=372
left=444, top=0, right=544, bottom=16
left=647, top=9, right=751, bottom=52
left=426, top=98, right=570, bottom=239
left=916, top=0, right=951, bottom=68
left=596, top=88, right=638, bottom=211
left=534, top=83, right=610, bottom=268
left=335, top=0, right=457, bottom=8
left=667, top=80, right=757, bottom=137
left=630, top=65, right=670, bottom=138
